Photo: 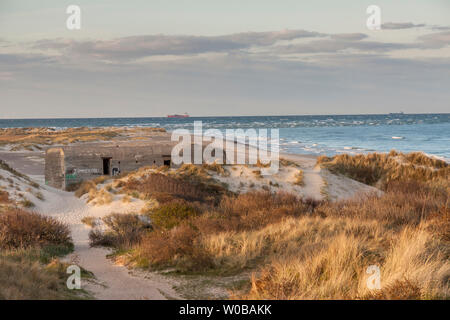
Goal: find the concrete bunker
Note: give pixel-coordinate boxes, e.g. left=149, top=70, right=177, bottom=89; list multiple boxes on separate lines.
left=45, top=140, right=228, bottom=190
left=45, top=141, right=173, bottom=190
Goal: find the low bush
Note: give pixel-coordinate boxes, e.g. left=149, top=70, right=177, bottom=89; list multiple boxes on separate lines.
left=89, top=213, right=151, bottom=248
left=0, top=190, right=10, bottom=204
left=20, top=199, right=35, bottom=208
left=149, top=201, right=200, bottom=229
left=81, top=216, right=97, bottom=227
left=132, top=224, right=213, bottom=271
left=0, top=209, right=72, bottom=250
left=124, top=173, right=226, bottom=204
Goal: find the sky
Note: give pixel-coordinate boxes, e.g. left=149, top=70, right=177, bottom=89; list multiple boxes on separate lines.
left=0, top=0, right=449, bottom=118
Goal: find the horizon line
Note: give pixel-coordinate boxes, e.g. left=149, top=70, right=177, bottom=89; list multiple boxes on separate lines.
left=0, top=112, right=449, bottom=121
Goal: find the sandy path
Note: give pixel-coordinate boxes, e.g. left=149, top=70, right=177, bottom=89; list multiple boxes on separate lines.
left=281, top=153, right=325, bottom=200
left=34, top=184, right=178, bottom=300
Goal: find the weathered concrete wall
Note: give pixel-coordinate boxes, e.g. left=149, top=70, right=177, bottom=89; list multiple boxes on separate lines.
left=45, top=148, right=65, bottom=189
left=45, top=142, right=173, bottom=190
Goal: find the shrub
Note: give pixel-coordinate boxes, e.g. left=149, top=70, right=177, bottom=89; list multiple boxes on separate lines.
left=134, top=224, right=212, bottom=271
left=89, top=213, right=151, bottom=248
left=29, top=181, right=40, bottom=189
left=124, top=173, right=225, bottom=204
left=74, top=180, right=96, bottom=197
left=35, top=192, right=45, bottom=201
left=20, top=199, right=35, bottom=208
left=81, top=216, right=97, bottom=227
left=0, top=190, right=10, bottom=204
left=149, top=201, right=200, bottom=229
left=0, top=209, right=72, bottom=250
left=65, top=181, right=82, bottom=192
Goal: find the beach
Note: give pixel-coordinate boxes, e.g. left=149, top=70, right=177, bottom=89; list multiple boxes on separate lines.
left=0, top=126, right=385, bottom=299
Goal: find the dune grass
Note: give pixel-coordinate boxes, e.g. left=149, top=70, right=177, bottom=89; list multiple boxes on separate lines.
left=316, top=151, right=449, bottom=189
left=84, top=151, right=449, bottom=299
left=293, top=169, right=304, bottom=186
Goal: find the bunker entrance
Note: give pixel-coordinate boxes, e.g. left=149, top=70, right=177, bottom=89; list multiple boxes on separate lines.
left=163, top=155, right=171, bottom=167
left=102, top=157, right=112, bottom=175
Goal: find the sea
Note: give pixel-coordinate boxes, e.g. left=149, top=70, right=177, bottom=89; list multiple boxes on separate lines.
left=0, top=113, right=449, bottom=160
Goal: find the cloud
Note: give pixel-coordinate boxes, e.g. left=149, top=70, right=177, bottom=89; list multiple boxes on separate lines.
left=274, top=38, right=413, bottom=55
left=2, top=27, right=450, bottom=117
left=330, top=33, right=368, bottom=41
left=418, top=31, right=450, bottom=49
left=0, top=53, right=54, bottom=65
left=382, top=22, right=426, bottom=30
left=34, top=29, right=324, bottom=61
left=431, top=25, right=450, bottom=31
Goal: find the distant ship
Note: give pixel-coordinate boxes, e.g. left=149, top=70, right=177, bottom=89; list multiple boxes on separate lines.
left=389, top=112, right=404, bottom=115
left=167, top=113, right=189, bottom=118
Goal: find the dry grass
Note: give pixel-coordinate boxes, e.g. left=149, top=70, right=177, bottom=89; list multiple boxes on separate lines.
left=122, top=195, right=132, bottom=203
left=124, top=179, right=447, bottom=299
left=74, top=180, right=96, bottom=198
left=231, top=180, right=449, bottom=299
left=81, top=216, right=98, bottom=228
left=20, top=199, right=35, bottom=208
left=317, top=151, right=449, bottom=189
left=0, top=190, right=11, bottom=204
left=293, top=169, right=304, bottom=186
left=34, top=191, right=45, bottom=201
left=238, top=223, right=448, bottom=299
left=202, top=162, right=230, bottom=176
left=84, top=152, right=449, bottom=299
left=88, top=188, right=113, bottom=206
left=0, top=249, right=83, bottom=299
left=0, top=127, right=166, bottom=150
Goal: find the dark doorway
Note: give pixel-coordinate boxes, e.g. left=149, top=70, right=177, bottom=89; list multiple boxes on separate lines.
left=164, top=159, right=171, bottom=166
left=102, top=157, right=112, bottom=175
